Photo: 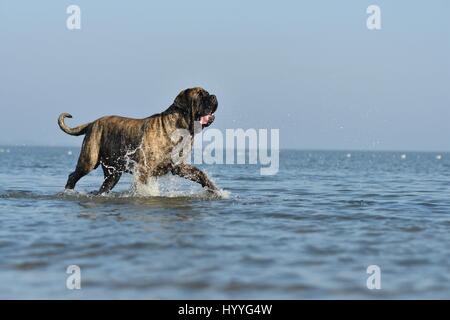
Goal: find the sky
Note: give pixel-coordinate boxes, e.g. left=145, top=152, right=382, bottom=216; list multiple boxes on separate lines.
left=0, top=0, right=449, bottom=151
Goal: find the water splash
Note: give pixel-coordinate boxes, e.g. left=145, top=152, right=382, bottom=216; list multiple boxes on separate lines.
left=58, top=141, right=229, bottom=200
left=130, top=175, right=161, bottom=197
left=129, top=173, right=230, bottom=199
left=58, top=169, right=229, bottom=200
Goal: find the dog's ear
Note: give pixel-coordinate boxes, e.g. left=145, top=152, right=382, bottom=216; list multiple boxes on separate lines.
left=173, top=88, right=203, bottom=120
left=173, top=89, right=192, bottom=109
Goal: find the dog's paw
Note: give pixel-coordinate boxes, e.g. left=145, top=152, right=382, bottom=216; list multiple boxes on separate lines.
left=88, top=190, right=106, bottom=196
left=205, top=187, right=223, bottom=198
left=62, top=188, right=77, bottom=195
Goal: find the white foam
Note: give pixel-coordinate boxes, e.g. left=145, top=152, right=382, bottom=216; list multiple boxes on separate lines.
left=59, top=188, right=89, bottom=198
left=215, top=188, right=230, bottom=199
left=128, top=172, right=229, bottom=199
left=131, top=176, right=161, bottom=197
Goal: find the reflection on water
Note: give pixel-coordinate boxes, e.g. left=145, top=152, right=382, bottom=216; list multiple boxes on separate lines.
left=0, top=147, right=450, bottom=298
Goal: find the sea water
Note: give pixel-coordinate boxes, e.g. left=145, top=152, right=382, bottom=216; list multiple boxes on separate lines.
left=0, top=147, right=449, bottom=298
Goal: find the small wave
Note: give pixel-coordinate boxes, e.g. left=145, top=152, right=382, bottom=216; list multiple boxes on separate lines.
left=344, top=199, right=375, bottom=207
left=0, top=190, right=37, bottom=199
left=59, top=190, right=229, bottom=202
left=0, top=181, right=230, bottom=203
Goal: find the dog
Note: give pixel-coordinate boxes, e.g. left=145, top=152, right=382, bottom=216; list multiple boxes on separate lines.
left=58, top=87, right=218, bottom=194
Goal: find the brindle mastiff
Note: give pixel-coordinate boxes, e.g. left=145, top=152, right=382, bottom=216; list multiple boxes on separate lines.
left=58, top=87, right=218, bottom=194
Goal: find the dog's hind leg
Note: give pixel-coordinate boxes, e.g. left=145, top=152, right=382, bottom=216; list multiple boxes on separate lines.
left=98, top=165, right=122, bottom=194
left=65, top=169, right=88, bottom=190
left=65, top=134, right=100, bottom=190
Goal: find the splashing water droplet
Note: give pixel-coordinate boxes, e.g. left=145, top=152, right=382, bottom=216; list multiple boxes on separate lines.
left=131, top=176, right=160, bottom=197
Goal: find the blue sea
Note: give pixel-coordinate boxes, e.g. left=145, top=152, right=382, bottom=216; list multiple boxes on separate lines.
left=1, top=147, right=450, bottom=299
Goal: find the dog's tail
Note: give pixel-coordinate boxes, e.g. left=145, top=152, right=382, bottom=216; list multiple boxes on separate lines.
left=58, top=113, right=91, bottom=136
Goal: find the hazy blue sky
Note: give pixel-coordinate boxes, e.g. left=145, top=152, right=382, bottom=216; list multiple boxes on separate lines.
left=1, top=0, right=449, bottom=150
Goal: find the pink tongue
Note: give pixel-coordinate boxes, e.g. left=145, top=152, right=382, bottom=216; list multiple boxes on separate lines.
left=200, top=114, right=211, bottom=125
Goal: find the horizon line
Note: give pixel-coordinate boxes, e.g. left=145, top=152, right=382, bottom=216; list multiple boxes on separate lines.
left=1, top=145, right=449, bottom=154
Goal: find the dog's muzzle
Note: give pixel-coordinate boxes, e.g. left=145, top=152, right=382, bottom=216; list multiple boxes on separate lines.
left=199, top=95, right=218, bottom=127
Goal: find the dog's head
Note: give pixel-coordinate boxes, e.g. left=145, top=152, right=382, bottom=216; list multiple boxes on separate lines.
left=173, top=87, right=218, bottom=128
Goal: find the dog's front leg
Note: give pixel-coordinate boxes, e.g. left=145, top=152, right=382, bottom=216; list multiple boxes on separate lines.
left=171, top=164, right=218, bottom=192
